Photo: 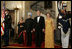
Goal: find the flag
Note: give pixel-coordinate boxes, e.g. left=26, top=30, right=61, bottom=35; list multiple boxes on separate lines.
left=1, top=1, right=5, bottom=36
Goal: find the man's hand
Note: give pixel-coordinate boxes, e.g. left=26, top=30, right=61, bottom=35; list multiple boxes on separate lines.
left=16, top=32, right=18, bottom=34
left=1, top=33, right=4, bottom=36
left=42, top=29, right=45, bottom=32
left=31, top=30, right=33, bottom=33
left=33, top=28, right=35, bottom=32
left=24, top=30, right=26, bottom=33
left=58, top=26, right=61, bottom=29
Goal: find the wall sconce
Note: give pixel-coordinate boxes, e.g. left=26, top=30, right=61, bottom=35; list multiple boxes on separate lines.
left=62, top=1, right=67, bottom=3
left=14, top=7, right=19, bottom=10
left=17, top=4, right=22, bottom=9
left=14, top=4, right=21, bottom=10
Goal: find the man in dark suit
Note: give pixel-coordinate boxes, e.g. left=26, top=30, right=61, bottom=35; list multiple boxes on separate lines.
left=25, top=12, right=34, bottom=46
left=33, top=10, right=45, bottom=47
left=3, top=9, right=12, bottom=46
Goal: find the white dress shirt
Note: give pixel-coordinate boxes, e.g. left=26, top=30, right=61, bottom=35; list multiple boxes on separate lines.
left=37, top=16, right=40, bottom=23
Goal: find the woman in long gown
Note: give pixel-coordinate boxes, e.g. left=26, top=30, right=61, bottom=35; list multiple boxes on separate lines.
left=17, top=18, right=25, bottom=44
left=45, top=12, right=55, bottom=48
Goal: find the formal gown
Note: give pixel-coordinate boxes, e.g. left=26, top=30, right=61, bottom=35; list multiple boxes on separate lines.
left=45, top=18, right=54, bottom=48
left=18, top=23, right=25, bottom=44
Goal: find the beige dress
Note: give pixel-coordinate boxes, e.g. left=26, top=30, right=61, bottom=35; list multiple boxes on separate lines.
left=45, top=18, right=54, bottom=48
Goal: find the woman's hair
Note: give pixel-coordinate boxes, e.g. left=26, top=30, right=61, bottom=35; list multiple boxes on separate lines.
left=20, top=17, right=23, bottom=21
left=21, top=17, right=23, bottom=20
left=46, top=12, right=51, bottom=17
left=19, top=17, right=23, bottom=23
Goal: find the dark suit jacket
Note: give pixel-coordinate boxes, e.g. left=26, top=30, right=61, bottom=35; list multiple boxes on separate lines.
left=34, top=16, right=45, bottom=30
left=25, top=18, right=34, bottom=32
left=4, top=14, right=12, bottom=29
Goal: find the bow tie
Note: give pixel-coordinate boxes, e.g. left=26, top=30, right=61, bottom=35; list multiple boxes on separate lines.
left=37, top=16, right=40, bottom=17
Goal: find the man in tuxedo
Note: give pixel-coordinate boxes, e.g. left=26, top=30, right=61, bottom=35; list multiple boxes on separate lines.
left=25, top=12, right=34, bottom=46
left=33, top=10, right=45, bottom=47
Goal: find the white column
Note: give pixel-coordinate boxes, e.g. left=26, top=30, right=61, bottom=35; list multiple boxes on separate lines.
left=55, top=1, right=58, bottom=29
left=22, top=1, right=25, bottom=19
left=15, top=10, right=17, bottom=27
left=17, top=10, right=19, bottom=25
left=55, top=1, right=58, bottom=18
left=15, top=10, right=18, bottom=33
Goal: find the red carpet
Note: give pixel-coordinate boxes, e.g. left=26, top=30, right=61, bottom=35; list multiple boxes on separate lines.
left=9, top=33, right=61, bottom=48
left=9, top=41, right=62, bottom=48
left=2, top=33, right=62, bottom=48
left=9, top=41, right=45, bottom=48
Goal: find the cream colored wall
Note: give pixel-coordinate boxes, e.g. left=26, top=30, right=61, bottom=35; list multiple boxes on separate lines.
left=25, top=1, right=37, bottom=20
left=4, top=1, right=25, bottom=21
left=66, top=1, right=71, bottom=11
